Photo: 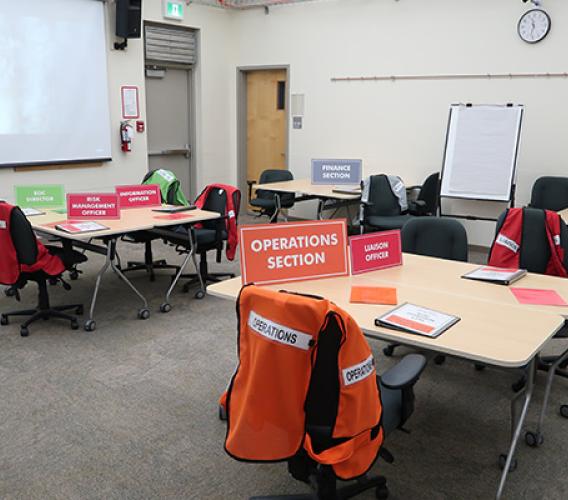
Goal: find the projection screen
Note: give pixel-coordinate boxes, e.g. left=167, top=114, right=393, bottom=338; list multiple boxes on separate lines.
left=0, top=0, right=112, bottom=168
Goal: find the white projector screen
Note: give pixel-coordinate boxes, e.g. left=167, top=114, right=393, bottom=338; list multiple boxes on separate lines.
left=0, top=0, right=112, bottom=167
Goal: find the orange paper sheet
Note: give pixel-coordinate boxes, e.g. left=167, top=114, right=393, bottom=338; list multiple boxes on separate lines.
left=510, top=288, right=568, bottom=306
left=350, top=286, right=398, bottom=305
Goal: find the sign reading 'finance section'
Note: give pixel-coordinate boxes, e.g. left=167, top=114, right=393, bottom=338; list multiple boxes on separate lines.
left=311, top=159, right=362, bottom=185
left=239, top=220, right=349, bottom=285
left=67, top=193, right=120, bottom=220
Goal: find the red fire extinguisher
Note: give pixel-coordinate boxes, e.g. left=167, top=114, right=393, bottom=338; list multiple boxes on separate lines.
left=120, top=121, right=134, bottom=152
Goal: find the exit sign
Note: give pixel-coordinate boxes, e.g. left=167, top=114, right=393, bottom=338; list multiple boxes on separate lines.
left=164, top=1, right=184, bottom=21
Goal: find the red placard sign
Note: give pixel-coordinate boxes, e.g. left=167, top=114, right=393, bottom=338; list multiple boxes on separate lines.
left=116, top=184, right=161, bottom=208
left=67, top=193, right=120, bottom=220
left=349, top=230, right=403, bottom=275
left=239, top=220, right=349, bottom=285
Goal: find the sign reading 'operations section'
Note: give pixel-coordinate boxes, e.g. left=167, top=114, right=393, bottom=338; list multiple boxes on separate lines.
left=15, top=185, right=65, bottom=208
left=349, top=230, right=403, bottom=275
left=67, top=193, right=120, bottom=220
left=239, top=220, right=349, bottom=285
left=311, top=159, right=362, bottom=185
left=115, top=184, right=161, bottom=208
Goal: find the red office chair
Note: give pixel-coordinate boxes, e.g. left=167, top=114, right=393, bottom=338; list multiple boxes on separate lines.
left=0, top=202, right=87, bottom=337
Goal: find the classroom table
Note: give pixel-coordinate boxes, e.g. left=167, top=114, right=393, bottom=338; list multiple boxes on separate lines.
left=28, top=207, right=221, bottom=331
left=253, top=178, right=361, bottom=220
left=207, top=256, right=566, bottom=500
left=558, top=208, right=568, bottom=225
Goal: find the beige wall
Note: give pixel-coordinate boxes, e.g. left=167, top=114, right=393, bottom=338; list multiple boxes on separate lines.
left=2, top=0, right=568, bottom=245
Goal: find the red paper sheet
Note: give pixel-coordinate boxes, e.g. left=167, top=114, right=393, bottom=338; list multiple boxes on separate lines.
left=154, top=213, right=194, bottom=221
left=510, top=288, right=568, bottom=306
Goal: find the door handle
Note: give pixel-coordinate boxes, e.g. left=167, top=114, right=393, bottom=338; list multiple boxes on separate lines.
left=149, top=145, right=191, bottom=159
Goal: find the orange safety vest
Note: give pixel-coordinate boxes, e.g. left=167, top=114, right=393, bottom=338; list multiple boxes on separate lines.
left=223, top=285, right=384, bottom=480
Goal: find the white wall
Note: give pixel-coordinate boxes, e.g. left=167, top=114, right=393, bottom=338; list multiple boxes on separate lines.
left=233, top=0, right=568, bottom=245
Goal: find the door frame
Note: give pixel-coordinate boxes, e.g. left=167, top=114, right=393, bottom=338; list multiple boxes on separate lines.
left=144, top=21, right=198, bottom=200
left=236, top=65, right=290, bottom=211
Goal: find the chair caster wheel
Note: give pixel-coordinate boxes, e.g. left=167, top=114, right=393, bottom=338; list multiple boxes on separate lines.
left=195, top=290, right=206, bottom=300
left=69, top=270, right=79, bottom=280
left=138, top=308, right=150, bottom=320
left=49, top=278, right=58, bottom=286
left=0, top=315, right=8, bottom=326
left=498, top=454, right=517, bottom=472
left=560, top=405, right=568, bottom=419
left=71, top=320, right=79, bottom=331
left=84, top=320, right=96, bottom=332
left=219, top=405, right=227, bottom=421
left=20, top=327, right=29, bottom=337
left=474, top=363, right=486, bottom=371
left=434, top=355, right=446, bottom=365
left=160, top=303, right=172, bottom=313
left=383, top=345, right=395, bottom=357
left=5, top=287, right=16, bottom=297
left=375, top=485, right=389, bottom=500
left=525, top=431, right=543, bottom=448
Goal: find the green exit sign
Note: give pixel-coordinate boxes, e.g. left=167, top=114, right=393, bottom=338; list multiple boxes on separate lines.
left=164, top=1, right=184, bottom=21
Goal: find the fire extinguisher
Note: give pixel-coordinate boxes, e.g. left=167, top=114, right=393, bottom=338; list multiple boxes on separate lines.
left=120, top=121, right=134, bottom=152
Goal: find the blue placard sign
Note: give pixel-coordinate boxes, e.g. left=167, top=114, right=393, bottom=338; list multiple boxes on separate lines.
left=311, top=159, right=362, bottom=185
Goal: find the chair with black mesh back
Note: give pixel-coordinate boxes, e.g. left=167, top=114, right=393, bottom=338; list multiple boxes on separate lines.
left=407, top=172, right=440, bottom=216
left=360, top=174, right=415, bottom=233
left=491, top=207, right=568, bottom=446
left=158, top=186, right=241, bottom=299
left=383, top=218, right=468, bottom=363
left=248, top=169, right=295, bottom=223
left=0, top=202, right=87, bottom=337
left=529, top=176, right=568, bottom=212
left=120, top=169, right=186, bottom=281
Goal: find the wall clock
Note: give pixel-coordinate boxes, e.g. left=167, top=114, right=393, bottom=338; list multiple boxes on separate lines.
left=518, top=9, right=551, bottom=44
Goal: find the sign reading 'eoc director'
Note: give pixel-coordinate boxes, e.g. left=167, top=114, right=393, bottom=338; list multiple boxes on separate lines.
left=239, top=220, right=349, bottom=285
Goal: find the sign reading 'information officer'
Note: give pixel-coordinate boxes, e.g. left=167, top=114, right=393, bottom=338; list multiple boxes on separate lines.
left=311, top=159, right=362, bottom=185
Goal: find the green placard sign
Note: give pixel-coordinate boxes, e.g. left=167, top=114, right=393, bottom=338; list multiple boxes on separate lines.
left=164, top=1, right=184, bottom=20
left=15, top=185, right=65, bottom=208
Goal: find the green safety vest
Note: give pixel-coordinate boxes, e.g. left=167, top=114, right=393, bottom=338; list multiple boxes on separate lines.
left=144, top=169, right=189, bottom=206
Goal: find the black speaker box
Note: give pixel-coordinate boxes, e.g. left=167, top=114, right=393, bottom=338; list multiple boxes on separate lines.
left=116, top=0, right=142, bottom=39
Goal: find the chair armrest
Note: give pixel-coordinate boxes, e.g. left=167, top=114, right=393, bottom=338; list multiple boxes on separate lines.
left=247, top=180, right=257, bottom=203
left=379, top=354, right=427, bottom=390
left=408, top=200, right=427, bottom=216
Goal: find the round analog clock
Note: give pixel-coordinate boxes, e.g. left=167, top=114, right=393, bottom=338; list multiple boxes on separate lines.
left=518, top=9, right=551, bottom=44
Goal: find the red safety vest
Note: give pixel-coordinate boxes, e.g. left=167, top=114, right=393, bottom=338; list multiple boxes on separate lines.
left=194, top=184, right=241, bottom=261
left=0, top=202, right=65, bottom=285
left=488, top=208, right=568, bottom=277
left=223, top=285, right=384, bottom=480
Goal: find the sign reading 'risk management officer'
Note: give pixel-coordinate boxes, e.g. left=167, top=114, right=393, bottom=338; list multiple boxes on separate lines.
left=311, top=159, right=362, bottom=185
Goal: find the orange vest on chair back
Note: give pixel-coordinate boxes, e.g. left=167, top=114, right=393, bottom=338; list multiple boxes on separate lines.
left=224, top=285, right=384, bottom=480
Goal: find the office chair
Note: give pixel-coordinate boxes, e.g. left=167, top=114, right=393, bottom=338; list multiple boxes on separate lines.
left=120, top=169, right=186, bottom=281
left=0, top=203, right=86, bottom=337
left=248, top=169, right=295, bottom=222
left=491, top=208, right=568, bottom=446
left=360, top=174, right=414, bottom=233
left=220, top=286, right=427, bottom=500
left=529, top=176, right=568, bottom=212
left=383, top=218, right=468, bottom=365
left=407, top=172, right=440, bottom=216
left=159, top=185, right=241, bottom=299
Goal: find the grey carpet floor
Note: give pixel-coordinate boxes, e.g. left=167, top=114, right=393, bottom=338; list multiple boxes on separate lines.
left=1, top=224, right=567, bottom=500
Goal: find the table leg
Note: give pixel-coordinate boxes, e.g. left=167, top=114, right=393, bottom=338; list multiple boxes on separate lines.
left=496, top=358, right=536, bottom=499
left=161, top=226, right=205, bottom=311
left=84, top=239, right=149, bottom=331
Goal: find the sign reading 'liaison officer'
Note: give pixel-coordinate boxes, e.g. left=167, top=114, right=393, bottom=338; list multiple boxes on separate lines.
left=311, top=159, right=362, bottom=185
left=349, top=230, right=403, bottom=275
left=239, top=220, right=349, bottom=285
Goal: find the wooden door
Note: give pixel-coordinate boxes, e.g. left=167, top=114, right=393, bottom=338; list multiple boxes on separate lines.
left=246, top=69, right=287, bottom=190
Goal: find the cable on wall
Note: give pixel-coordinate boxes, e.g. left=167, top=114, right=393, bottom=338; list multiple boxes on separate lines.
left=331, top=72, right=568, bottom=83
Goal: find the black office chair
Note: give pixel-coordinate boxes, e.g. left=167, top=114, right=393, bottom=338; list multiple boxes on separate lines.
left=383, top=218, right=468, bottom=364
left=491, top=208, right=568, bottom=445
left=360, top=174, right=414, bottom=233
left=529, top=176, right=568, bottom=212
left=248, top=169, right=295, bottom=222
left=160, top=186, right=241, bottom=299
left=120, top=170, right=184, bottom=281
left=0, top=206, right=87, bottom=337
left=407, top=172, right=440, bottom=216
